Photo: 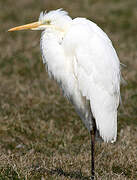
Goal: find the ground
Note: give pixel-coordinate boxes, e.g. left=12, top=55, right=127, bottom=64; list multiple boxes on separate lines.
left=0, top=0, right=137, bottom=179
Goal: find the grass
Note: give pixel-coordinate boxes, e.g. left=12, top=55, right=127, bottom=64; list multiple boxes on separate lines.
left=0, top=0, right=137, bottom=179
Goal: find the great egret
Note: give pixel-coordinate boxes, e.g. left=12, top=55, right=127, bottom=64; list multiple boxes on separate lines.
left=8, top=9, right=121, bottom=179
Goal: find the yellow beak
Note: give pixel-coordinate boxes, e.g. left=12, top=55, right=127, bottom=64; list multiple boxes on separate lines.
left=8, top=21, right=42, bottom=32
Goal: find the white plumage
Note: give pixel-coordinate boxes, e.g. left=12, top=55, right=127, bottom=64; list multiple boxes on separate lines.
left=40, top=9, right=121, bottom=142
left=8, top=9, right=121, bottom=179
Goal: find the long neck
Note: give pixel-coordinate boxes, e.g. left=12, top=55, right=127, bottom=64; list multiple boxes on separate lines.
left=40, top=29, right=66, bottom=75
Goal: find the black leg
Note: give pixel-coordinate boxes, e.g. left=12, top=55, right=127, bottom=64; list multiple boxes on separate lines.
left=90, top=119, right=96, bottom=180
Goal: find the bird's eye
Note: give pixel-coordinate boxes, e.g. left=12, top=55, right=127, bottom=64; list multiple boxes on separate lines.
left=46, top=20, right=51, bottom=24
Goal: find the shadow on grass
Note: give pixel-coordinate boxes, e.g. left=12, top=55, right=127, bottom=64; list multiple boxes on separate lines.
left=46, top=167, right=90, bottom=180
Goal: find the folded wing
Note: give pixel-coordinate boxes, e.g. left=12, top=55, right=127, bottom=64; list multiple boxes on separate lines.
left=64, top=18, right=121, bottom=142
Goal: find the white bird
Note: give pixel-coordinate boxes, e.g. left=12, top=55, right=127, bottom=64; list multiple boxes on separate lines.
left=8, top=9, right=121, bottom=179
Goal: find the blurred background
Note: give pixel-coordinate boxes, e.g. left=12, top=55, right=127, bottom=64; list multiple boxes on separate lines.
left=0, top=0, right=137, bottom=179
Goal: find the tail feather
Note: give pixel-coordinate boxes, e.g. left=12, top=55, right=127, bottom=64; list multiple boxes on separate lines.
left=90, top=88, right=119, bottom=143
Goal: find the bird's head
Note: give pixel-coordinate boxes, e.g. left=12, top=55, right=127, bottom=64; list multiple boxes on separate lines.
left=8, top=9, right=72, bottom=33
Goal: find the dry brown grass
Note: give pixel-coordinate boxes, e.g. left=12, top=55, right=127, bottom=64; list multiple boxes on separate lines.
left=0, top=0, right=137, bottom=179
